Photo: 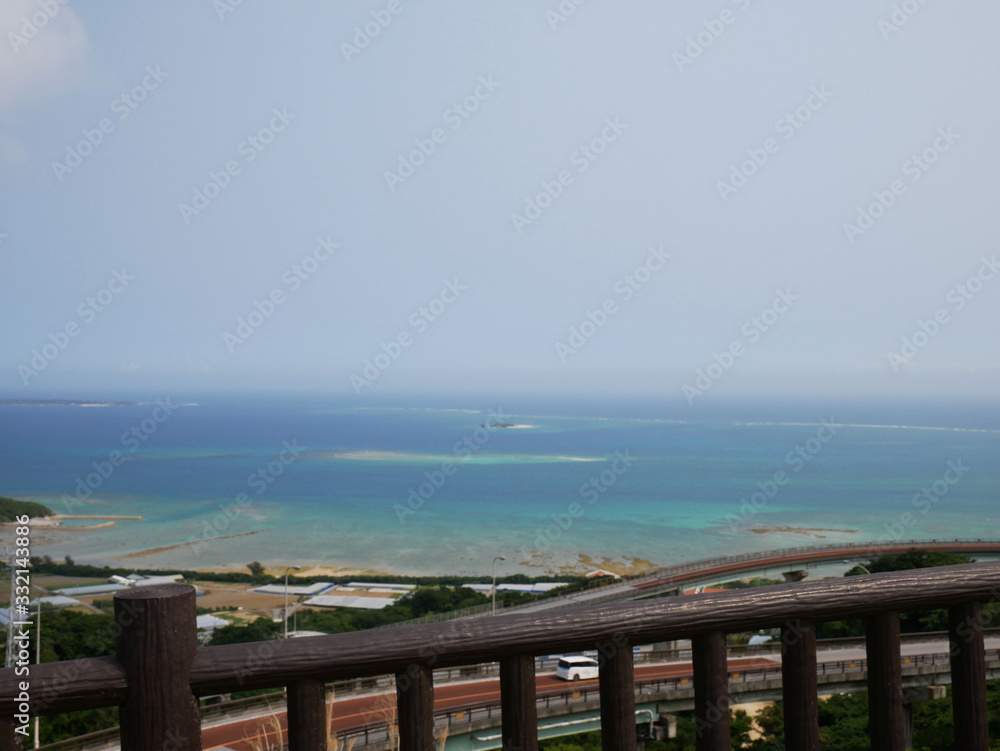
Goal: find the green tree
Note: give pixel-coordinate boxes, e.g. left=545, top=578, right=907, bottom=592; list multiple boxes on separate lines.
left=818, top=549, right=977, bottom=638
left=246, top=561, right=265, bottom=577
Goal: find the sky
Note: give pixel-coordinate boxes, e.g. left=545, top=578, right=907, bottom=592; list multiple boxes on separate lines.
left=1, top=1, right=998, bottom=403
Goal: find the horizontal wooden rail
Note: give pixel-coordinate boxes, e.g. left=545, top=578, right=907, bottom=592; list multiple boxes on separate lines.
left=30, top=646, right=1000, bottom=751
left=3, top=562, right=999, bottom=717
left=191, top=562, right=1000, bottom=693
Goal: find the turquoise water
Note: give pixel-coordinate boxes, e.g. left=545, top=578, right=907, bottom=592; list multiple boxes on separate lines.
left=0, top=397, right=997, bottom=575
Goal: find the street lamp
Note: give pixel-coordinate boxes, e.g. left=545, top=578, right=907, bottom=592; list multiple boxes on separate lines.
left=844, top=559, right=871, bottom=575
left=491, top=556, right=506, bottom=616
left=283, top=566, right=301, bottom=639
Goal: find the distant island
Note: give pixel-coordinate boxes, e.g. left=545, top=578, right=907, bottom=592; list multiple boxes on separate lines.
left=0, top=399, right=196, bottom=407
left=0, top=399, right=142, bottom=407
left=0, top=495, right=54, bottom=522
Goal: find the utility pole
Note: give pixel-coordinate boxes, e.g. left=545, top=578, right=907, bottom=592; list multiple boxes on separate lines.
left=34, top=590, right=41, bottom=749
left=4, top=551, right=16, bottom=668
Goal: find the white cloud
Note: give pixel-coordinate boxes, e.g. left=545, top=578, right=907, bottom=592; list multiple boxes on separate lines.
left=0, top=0, right=89, bottom=112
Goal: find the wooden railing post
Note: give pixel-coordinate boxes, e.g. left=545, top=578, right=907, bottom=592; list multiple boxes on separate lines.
left=396, top=665, right=434, bottom=751
left=115, top=584, right=200, bottom=751
left=287, top=679, right=327, bottom=751
left=598, top=639, right=635, bottom=751
left=865, top=612, right=904, bottom=751
left=692, top=631, right=728, bottom=751
left=0, top=719, right=22, bottom=751
left=500, top=654, right=538, bottom=751
left=949, top=602, right=988, bottom=751
left=781, top=619, right=819, bottom=751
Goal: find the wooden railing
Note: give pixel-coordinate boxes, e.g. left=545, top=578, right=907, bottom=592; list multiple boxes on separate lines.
left=1, top=562, right=998, bottom=751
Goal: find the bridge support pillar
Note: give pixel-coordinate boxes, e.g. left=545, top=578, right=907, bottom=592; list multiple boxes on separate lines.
left=900, top=685, right=945, bottom=750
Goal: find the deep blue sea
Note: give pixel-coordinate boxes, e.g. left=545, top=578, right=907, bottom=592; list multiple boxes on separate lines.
left=0, top=395, right=997, bottom=575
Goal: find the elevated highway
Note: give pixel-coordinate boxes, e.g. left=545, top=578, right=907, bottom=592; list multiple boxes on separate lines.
left=502, top=538, right=1000, bottom=613
left=197, top=634, right=1000, bottom=750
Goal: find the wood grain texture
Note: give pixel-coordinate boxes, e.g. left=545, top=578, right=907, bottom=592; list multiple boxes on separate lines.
left=396, top=664, right=434, bottom=751
left=865, top=612, right=904, bottom=751
left=500, top=654, right=538, bottom=751
left=0, top=719, right=22, bottom=751
left=598, top=641, right=635, bottom=751
left=692, top=631, right=728, bottom=751
left=781, top=619, right=819, bottom=751
left=115, top=585, right=201, bottom=751
left=0, top=656, right=126, bottom=717
left=949, top=602, right=989, bottom=751
left=287, top=679, right=328, bottom=751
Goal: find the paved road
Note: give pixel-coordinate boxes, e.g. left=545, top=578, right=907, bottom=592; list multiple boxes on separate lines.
left=509, top=542, right=1000, bottom=612
left=201, top=636, right=1000, bottom=749
left=201, top=657, right=776, bottom=750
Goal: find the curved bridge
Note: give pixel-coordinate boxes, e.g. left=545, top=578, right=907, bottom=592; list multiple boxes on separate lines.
left=503, top=538, right=1000, bottom=613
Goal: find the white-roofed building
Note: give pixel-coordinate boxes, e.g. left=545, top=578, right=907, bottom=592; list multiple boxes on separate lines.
left=304, top=594, right=397, bottom=610
left=56, top=583, right=128, bottom=597
left=254, top=582, right=334, bottom=596
left=196, top=614, right=231, bottom=631
left=347, top=582, right=416, bottom=591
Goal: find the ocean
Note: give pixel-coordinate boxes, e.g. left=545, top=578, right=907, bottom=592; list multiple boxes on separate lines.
left=0, top=395, right=997, bottom=576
